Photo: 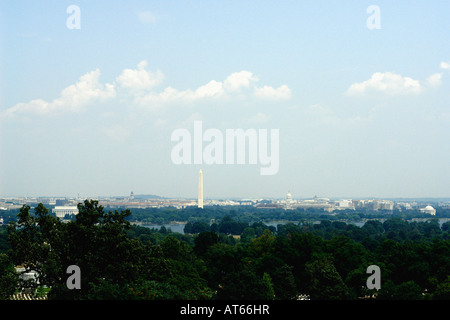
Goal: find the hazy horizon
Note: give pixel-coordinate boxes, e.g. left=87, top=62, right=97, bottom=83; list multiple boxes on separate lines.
left=3, top=191, right=450, bottom=203
left=1, top=1, right=449, bottom=200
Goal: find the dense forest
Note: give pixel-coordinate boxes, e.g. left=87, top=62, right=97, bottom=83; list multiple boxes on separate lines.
left=0, top=200, right=449, bottom=300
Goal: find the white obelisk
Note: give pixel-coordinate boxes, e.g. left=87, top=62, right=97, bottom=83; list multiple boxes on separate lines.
left=198, top=169, right=204, bottom=209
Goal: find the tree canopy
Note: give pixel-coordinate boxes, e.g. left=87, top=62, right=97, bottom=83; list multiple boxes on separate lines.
left=2, top=201, right=449, bottom=300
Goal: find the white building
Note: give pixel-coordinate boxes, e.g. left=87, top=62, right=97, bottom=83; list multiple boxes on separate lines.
left=53, top=206, right=79, bottom=218
left=16, top=267, right=39, bottom=283
left=378, top=200, right=394, bottom=211
left=420, top=205, right=436, bottom=215
left=335, top=199, right=354, bottom=209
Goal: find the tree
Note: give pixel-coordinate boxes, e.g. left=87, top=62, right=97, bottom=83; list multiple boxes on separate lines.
left=249, top=229, right=275, bottom=257
left=192, top=221, right=211, bottom=234
left=202, top=243, right=242, bottom=289
left=361, top=219, right=384, bottom=236
left=374, top=239, right=402, bottom=282
left=8, top=200, right=153, bottom=299
left=194, top=232, right=220, bottom=257
left=0, top=253, right=17, bottom=299
left=271, top=264, right=297, bottom=300
left=305, top=255, right=350, bottom=300
left=442, top=221, right=450, bottom=232
left=377, top=280, right=423, bottom=300
left=0, top=226, right=11, bottom=253
left=218, top=216, right=247, bottom=235
left=52, top=200, right=150, bottom=298
left=431, top=276, right=450, bottom=300
left=151, top=235, right=210, bottom=298
left=217, top=267, right=275, bottom=300
left=7, top=203, right=59, bottom=292
left=273, top=231, right=324, bottom=293
left=240, top=227, right=256, bottom=243
left=326, top=235, right=369, bottom=281
left=262, top=272, right=275, bottom=300
left=184, top=221, right=193, bottom=234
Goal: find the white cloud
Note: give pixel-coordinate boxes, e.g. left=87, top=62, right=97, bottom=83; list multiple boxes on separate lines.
left=5, top=69, right=115, bottom=116
left=4, top=62, right=291, bottom=117
left=136, top=82, right=225, bottom=106
left=224, top=71, right=258, bottom=92
left=346, top=72, right=422, bottom=96
left=426, top=73, right=443, bottom=87
left=116, top=60, right=163, bottom=91
left=135, top=69, right=290, bottom=106
left=440, top=61, right=450, bottom=70
left=223, top=70, right=291, bottom=100
left=254, top=85, right=291, bottom=100
left=193, top=80, right=224, bottom=99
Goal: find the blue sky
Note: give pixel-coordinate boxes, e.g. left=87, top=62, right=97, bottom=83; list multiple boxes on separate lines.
left=1, top=1, right=449, bottom=199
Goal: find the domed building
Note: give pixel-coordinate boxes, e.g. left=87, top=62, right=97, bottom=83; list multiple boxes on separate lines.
left=282, top=191, right=295, bottom=209
left=420, top=205, right=436, bottom=215
left=286, top=192, right=293, bottom=203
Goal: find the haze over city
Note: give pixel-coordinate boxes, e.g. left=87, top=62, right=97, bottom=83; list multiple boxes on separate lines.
left=1, top=1, right=449, bottom=200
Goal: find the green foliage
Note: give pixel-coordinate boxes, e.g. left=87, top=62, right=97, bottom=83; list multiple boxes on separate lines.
left=5, top=202, right=450, bottom=300
left=125, top=280, right=214, bottom=300
left=305, top=255, right=350, bottom=300
left=0, top=226, right=10, bottom=253
left=377, top=280, right=424, bottom=300
left=184, top=221, right=210, bottom=234
left=194, top=232, right=220, bottom=257
left=431, top=276, right=450, bottom=300
left=217, top=267, right=275, bottom=300
left=218, top=215, right=248, bottom=235
left=270, top=264, right=297, bottom=300
left=0, top=253, right=17, bottom=299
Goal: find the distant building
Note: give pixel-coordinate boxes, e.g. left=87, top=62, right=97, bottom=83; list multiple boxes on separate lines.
left=52, top=206, right=79, bottom=219
left=335, top=199, right=354, bottom=210
left=378, top=200, right=394, bottom=211
left=420, top=205, right=436, bottom=215
left=284, top=191, right=294, bottom=209
left=286, top=192, right=293, bottom=203
left=396, top=202, right=412, bottom=211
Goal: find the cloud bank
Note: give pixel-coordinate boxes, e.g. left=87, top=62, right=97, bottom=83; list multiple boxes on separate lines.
left=4, top=61, right=291, bottom=117
left=346, top=72, right=422, bottom=96
left=346, top=61, right=448, bottom=97
left=5, top=69, right=115, bottom=116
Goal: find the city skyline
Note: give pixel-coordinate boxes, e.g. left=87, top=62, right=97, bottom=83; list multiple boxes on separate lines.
left=1, top=1, right=450, bottom=199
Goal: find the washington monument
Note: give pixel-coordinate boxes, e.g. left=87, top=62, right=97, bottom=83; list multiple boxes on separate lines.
left=198, top=169, right=203, bottom=209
